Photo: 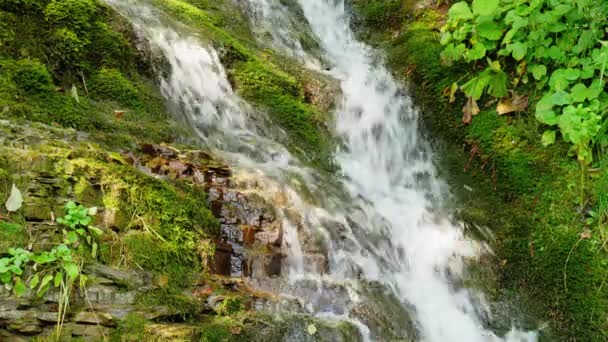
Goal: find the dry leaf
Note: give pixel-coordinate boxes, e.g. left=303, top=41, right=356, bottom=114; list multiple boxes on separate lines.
left=496, top=91, right=529, bottom=115
left=114, top=110, right=124, bottom=120
left=580, top=230, right=592, bottom=239
left=462, top=97, right=480, bottom=124
left=442, top=82, right=459, bottom=103
left=230, top=326, right=242, bottom=335
left=5, top=184, right=23, bottom=212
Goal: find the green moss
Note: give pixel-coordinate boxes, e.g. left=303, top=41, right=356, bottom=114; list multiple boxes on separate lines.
left=8, top=59, right=54, bottom=94
left=355, top=6, right=608, bottom=340
left=0, top=222, right=27, bottom=253
left=352, top=0, right=405, bottom=31
left=111, top=313, right=148, bottom=342
left=136, top=284, right=201, bottom=319
left=149, top=0, right=333, bottom=168
left=90, top=68, right=142, bottom=108
left=216, top=296, right=244, bottom=316
left=232, top=59, right=330, bottom=165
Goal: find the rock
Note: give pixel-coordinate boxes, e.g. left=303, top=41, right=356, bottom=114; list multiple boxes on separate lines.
left=242, top=225, right=257, bottom=245
left=84, top=264, right=154, bottom=289
left=206, top=295, right=224, bottom=311
left=79, top=284, right=137, bottom=305
left=214, top=240, right=233, bottom=276
left=8, top=319, right=42, bottom=335
left=73, top=311, right=114, bottom=326
left=63, top=322, right=111, bottom=339
left=145, top=324, right=196, bottom=341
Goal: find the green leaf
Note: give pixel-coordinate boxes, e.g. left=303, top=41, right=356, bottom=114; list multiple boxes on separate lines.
left=549, top=69, right=575, bottom=91
left=529, top=64, right=547, bottom=81
left=448, top=2, right=474, bottom=21
left=63, top=263, right=79, bottom=281
left=39, top=274, right=53, bottom=290
left=510, top=42, right=528, bottom=61
left=88, top=226, right=103, bottom=237
left=563, top=68, right=581, bottom=81
left=54, top=271, right=63, bottom=288
left=472, top=0, right=499, bottom=16
left=570, top=83, right=589, bottom=103
left=37, top=282, right=50, bottom=298
left=542, top=130, right=556, bottom=147
left=487, top=71, right=508, bottom=98
left=29, top=274, right=39, bottom=289
left=466, top=43, right=486, bottom=61
left=92, top=242, right=98, bottom=259
left=13, top=279, right=26, bottom=297
left=551, top=90, right=572, bottom=106
left=0, top=272, right=11, bottom=284
left=587, top=79, right=603, bottom=100
left=476, top=20, right=503, bottom=40
left=536, top=93, right=559, bottom=125
left=461, top=71, right=491, bottom=100
left=66, top=231, right=79, bottom=244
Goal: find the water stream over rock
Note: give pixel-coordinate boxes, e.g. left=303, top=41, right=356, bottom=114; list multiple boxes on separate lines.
left=106, top=0, right=538, bottom=340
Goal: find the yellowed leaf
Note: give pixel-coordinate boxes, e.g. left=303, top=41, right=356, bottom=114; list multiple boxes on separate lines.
left=496, top=92, right=528, bottom=115
left=462, top=97, right=480, bottom=124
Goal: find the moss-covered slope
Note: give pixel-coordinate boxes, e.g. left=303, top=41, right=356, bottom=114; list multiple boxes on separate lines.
left=351, top=2, right=608, bottom=340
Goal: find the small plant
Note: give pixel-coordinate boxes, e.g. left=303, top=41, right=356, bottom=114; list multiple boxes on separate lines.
left=57, top=201, right=103, bottom=258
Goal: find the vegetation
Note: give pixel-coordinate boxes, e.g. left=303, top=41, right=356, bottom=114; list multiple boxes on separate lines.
left=440, top=0, right=608, bottom=164
left=0, top=0, right=176, bottom=149
left=148, top=0, right=334, bottom=169
left=352, top=1, right=608, bottom=340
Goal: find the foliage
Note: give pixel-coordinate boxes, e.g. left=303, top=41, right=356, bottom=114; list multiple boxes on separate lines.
left=0, top=221, right=27, bottom=252
left=440, top=0, right=608, bottom=163
left=9, top=59, right=54, bottom=94
left=0, top=201, right=100, bottom=298
left=57, top=201, right=103, bottom=258
left=215, top=296, right=244, bottom=316
left=89, top=68, right=142, bottom=108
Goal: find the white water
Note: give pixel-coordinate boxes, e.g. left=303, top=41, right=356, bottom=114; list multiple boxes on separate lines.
left=106, top=0, right=537, bottom=341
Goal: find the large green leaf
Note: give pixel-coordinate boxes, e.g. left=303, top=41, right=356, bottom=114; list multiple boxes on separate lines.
left=461, top=71, right=491, bottom=100
left=472, top=0, right=499, bottom=16
left=448, top=2, right=474, bottom=21
left=551, top=90, right=572, bottom=106
left=476, top=20, right=503, bottom=40
left=510, top=42, right=528, bottom=61
left=528, top=64, right=547, bottom=80
left=570, top=83, right=588, bottom=102
left=535, top=93, right=559, bottom=125
left=487, top=70, right=508, bottom=98
left=466, top=43, right=486, bottom=61
left=63, top=263, right=79, bottom=281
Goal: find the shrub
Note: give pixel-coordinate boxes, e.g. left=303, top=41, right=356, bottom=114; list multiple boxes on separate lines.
left=44, top=0, right=96, bottom=31
left=89, top=68, right=141, bottom=107
left=10, top=59, right=53, bottom=94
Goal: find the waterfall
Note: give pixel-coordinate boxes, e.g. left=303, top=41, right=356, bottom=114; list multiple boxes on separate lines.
left=105, top=0, right=537, bottom=340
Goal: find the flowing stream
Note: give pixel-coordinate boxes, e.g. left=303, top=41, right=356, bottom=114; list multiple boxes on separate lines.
left=106, top=0, right=537, bottom=341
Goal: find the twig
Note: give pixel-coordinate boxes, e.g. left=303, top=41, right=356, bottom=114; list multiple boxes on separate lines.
left=563, top=237, right=584, bottom=292
left=79, top=69, right=89, bottom=96
left=82, top=282, right=107, bottom=341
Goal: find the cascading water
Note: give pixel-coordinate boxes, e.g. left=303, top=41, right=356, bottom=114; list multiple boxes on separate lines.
left=106, top=0, right=537, bottom=340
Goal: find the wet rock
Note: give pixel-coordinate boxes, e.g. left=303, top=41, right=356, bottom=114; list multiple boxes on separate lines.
left=214, top=240, right=233, bottom=276
left=84, top=264, right=154, bottom=289
left=242, top=225, right=257, bottom=245
left=78, top=284, right=137, bottom=306
left=145, top=324, right=196, bottom=340
left=63, top=322, right=111, bottom=339
left=72, top=311, right=114, bottom=326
